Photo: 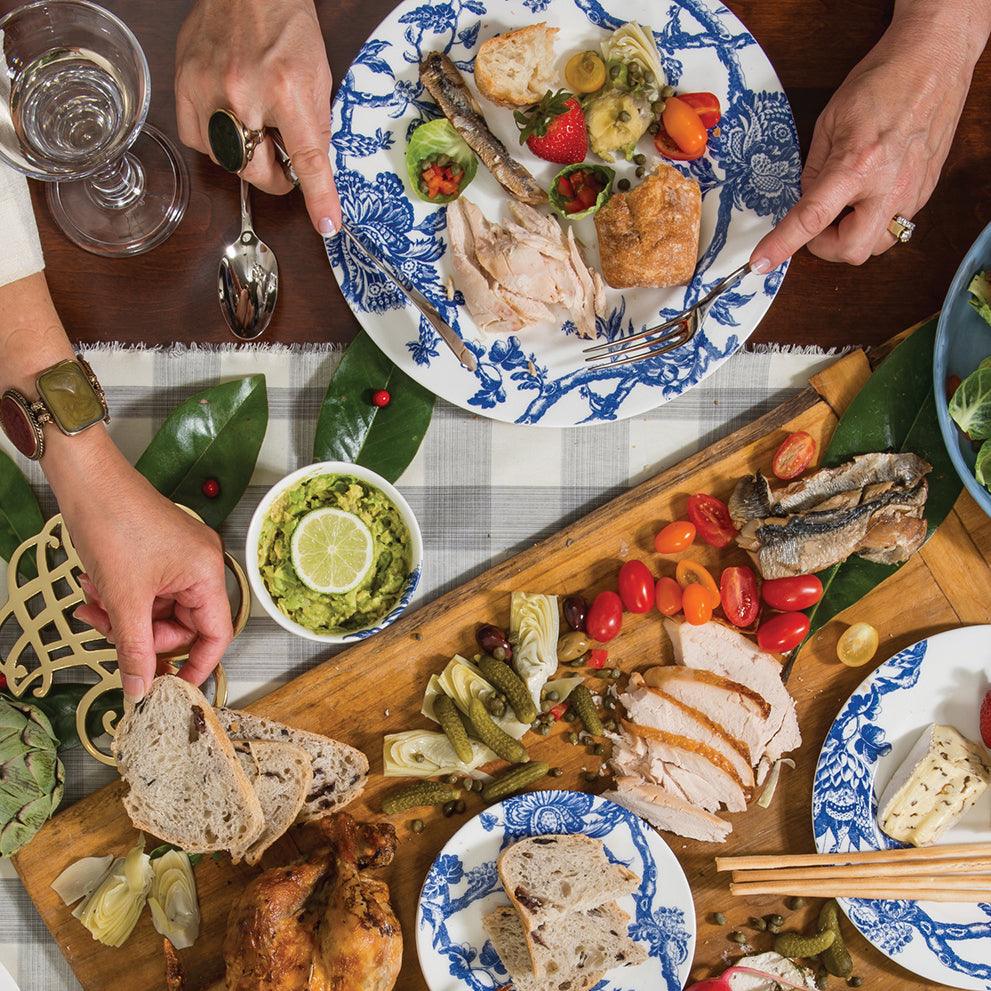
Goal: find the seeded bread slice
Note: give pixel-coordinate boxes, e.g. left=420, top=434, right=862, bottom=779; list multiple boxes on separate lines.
left=217, top=709, right=368, bottom=820
left=484, top=902, right=646, bottom=991
left=233, top=740, right=313, bottom=866
left=112, top=676, right=264, bottom=859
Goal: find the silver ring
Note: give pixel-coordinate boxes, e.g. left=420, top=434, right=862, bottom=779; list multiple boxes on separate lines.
left=887, top=214, right=915, bottom=244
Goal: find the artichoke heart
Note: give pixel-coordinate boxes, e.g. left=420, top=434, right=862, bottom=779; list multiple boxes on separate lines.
left=509, top=593, right=559, bottom=707
left=74, top=840, right=152, bottom=947
left=52, top=855, right=116, bottom=907
left=422, top=655, right=529, bottom=739
left=383, top=729, right=494, bottom=778
left=148, top=849, right=200, bottom=949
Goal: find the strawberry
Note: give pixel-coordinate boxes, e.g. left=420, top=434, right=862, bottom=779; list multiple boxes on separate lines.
left=981, top=688, right=991, bottom=749
left=515, top=90, right=588, bottom=165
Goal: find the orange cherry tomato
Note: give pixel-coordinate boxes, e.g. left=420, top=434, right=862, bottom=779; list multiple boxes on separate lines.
left=771, top=431, right=817, bottom=480
left=682, top=583, right=714, bottom=625
left=661, top=96, right=708, bottom=157
left=653, top=123, right=704, bottom=161
left=655, top=576, right=683, bottom=616
left=675, top=559, right=721, bottom=610
left=654, top=520, right=697, bottom=554
left=678, top=92, right=721, bottom=129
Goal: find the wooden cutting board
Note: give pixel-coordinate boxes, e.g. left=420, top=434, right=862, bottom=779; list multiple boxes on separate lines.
left=14, top=336, right=991, bottom=991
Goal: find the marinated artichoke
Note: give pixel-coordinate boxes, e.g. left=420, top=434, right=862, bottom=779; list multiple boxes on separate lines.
left=0, top=697, right=65, bottom=856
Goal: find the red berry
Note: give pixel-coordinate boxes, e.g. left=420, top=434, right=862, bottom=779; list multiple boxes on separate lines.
left=980, top=689, right=991, bottom=749
left=516, top=91, right=588, bottom=165
left=201, top=477, right=221, bottom=499
left=371, top=389, right=391, bottom=408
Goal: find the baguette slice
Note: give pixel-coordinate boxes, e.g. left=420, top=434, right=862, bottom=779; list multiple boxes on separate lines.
left=112, top=676, right=264, bottom=859
left=217, top=709, right=368, bottom=820
left=475, top=24, right=559, bottom=107
left=484, top=902, right=645, bottom=991
left=234, top=740, right=313, bottom=866
left=498, top=834, right=639, bottom=974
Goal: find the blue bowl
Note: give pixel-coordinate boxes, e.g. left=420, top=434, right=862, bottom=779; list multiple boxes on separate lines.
left=934, top=220, right=991, bottom=518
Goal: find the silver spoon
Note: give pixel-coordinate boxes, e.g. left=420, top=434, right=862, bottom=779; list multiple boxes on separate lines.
left=218, top=179, right=279, bottom=340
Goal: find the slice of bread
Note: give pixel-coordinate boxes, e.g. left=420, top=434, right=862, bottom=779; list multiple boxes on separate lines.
left=475, top=24, right=559, bottom=107
left=112, top=676, right=264, bottom=858
left=484, top=902, right=646, bottom=991
left=233, top=740, right=313, bottom=866
left=217, top=709, right=368, bottom=820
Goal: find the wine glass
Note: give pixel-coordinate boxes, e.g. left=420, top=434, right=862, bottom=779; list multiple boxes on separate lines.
left=0, top=0, right=187, bottom=257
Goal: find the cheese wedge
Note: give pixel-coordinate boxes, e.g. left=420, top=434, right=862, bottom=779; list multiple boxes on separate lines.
left=878, top=723, right=991, bottom=846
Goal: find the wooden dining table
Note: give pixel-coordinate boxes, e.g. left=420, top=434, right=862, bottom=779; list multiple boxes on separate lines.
left=3, top=0, right=990, bottom=351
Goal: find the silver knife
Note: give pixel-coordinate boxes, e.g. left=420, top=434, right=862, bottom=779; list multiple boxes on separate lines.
left=338, top=222, right=477, bottom=373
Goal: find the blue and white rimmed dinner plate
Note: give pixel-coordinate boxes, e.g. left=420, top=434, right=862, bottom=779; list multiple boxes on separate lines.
left=415, top=789, right=695, bottom=991
left=812, top=627, right=991, bottom=989
left=327, top=0, right=800, bottom=427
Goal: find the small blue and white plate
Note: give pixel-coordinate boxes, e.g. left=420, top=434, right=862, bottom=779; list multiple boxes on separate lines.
left=328, top=0, right=800, bottom=426
left=415, top=789, right=695, bottom=991
left=812, top=627, right=991, bottom=990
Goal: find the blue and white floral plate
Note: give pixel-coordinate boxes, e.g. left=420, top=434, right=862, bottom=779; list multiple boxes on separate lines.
left=327, top=0, right=800, bottom=426
left=415, top=789, right=695, bottom=991
left=812, top=627, right=991, bottom=990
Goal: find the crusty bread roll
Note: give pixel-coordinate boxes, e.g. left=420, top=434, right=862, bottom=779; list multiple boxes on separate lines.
left=475, top=23, right=558, bottom=107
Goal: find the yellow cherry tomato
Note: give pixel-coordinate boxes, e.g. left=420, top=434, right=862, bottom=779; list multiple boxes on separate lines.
left=661, top=96, right=708, bottom=157
left=837, top=622, right=879, bottom=667
left=565, top=51, right=607, bottom=94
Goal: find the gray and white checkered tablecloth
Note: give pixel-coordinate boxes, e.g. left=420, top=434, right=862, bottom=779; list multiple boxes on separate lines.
left=0, top=342, right=836, bottom=990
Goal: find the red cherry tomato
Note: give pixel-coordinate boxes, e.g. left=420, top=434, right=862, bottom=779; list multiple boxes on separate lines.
left=661, top=96, right=708, bottom=157
left=653, top=122, right=705, bottom=161
left=655, top=577, right=683, bottom=616
left=654, top=520, right=696, bottom=554
left=682, top=583, right=714, bottom=626
left=549, top=702, right=568, bottom=720
left=587, top=648, right=608, bottom=669
left=586, top=591, right=623, bottom=643
left=757, top=611, right=810, bottom=653
left=771, top=431, right=817, bottom=480
left=719, top=566, right=759, bottom=628
left=686, top=493, right=737, bottom=548
left=617, top=559, right=655, bottom=613
left=678, top=92, right=721, bottom=129
left=761, top=574, right=824, bottom=611
left=675, top=559, right=721, bottom=609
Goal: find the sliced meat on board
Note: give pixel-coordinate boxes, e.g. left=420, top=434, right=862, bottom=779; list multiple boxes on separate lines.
left=604, top=778, right=733, bottom=843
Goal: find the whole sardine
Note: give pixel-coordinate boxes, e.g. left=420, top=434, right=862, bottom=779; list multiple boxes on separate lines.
left=419, top=52, right=547, bottom=207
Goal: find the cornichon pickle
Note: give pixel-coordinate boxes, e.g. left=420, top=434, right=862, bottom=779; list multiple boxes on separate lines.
left=774, top=928, right=836, bottom=959
left=481, top=762, right=550, bottom=801
left=468, top=698, right=529, bottom=764
left=818, top=899, right=853, bottom=977
left=477, top=657, right=537, bottom=723
left=434, top=692, right=474, bottom=764
left=570, top=684, right=603, bottom=736
left=382, top=781, right=460, bottom=815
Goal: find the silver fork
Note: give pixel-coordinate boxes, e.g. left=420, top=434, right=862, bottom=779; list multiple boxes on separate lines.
left=583, top=263, right=752, bottom=369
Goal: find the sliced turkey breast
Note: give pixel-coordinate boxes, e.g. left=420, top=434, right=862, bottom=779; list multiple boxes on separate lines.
left=664, top=619, right=801, bottom=772
left=641, top=667, right=772, bottom=765
left=620, top=674, right=754, bottom=789
left=604, top=777, right=732, bottom=843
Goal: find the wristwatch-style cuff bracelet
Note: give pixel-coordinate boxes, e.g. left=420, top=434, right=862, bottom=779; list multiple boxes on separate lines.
left=0, top=357, right=110, bottom=460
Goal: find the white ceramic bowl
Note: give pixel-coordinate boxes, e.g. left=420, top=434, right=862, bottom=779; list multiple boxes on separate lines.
left=245, top=461, right=423, bottom=644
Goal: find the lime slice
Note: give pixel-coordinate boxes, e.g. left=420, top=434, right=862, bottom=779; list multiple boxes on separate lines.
left=290, top=508, right=374, bottom=594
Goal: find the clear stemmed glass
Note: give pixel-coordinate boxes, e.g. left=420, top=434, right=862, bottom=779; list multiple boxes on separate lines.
left=0, top=0, right=188, bottom=257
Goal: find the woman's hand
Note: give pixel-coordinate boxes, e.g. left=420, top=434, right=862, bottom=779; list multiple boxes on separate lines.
left=175, top=0, right=341, bottom=235
left=751, top=1, right=991, bottom=271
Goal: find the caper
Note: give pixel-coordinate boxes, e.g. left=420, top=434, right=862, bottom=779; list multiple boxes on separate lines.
left=847, top=979, right=862, bottom=988
left=617, top=110, right=631, bottom=123
left=582, top=769, right=598, bottom=782
left=711, top=912, right=726, bottom=925
left=728, top=930, right=747, bottom=944
left=652, top=99, right=666, bottom=114
left=455, top=799, right=466, bottom=814
left=492, top=646, right=509, bottom=661
left=568, top=732, right=579, bottom=745
left=633, top=154, right=647, bottom=165
left=563, top=594, right=588, bottom=631
left=618, top=178, right=631, bottom=191
left=443, top=773, right=459, bottom=785
left=410, top=819, right=424, bottom=833
left=643, top=70, right=654, bottom=84
left=635, top=167, right=645, bottom=178
left=546, top=690, right=560, bottom=702
left=647, top=122, right=659, bottom=135
left=750, top=916, right=767, bottom=931
left=768, top=922, right=783, bottom=934
left=462, top=778, right=475, bottom=792
left=443, top=801, right=456, bottom=817
left=786, top=896, right=806, bottom=910
left=592, top=743, right=605, bottom=756
left=609, top=64, right=621, bottom=79
left=662, top=84, right=675, bottom=97
left=538, top=724, right=551, bottom=736
left=549, top=766, right=563, bottom=777
left=609, top=668, right=621, bottom=680
left=767, top=914, right=784, bottom=927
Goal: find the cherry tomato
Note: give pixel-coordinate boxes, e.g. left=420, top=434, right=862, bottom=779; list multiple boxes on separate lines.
left=836, top=622, right=879, bottom=667
left=655, top=576, right=683, bottom=617
left=617, top=559, right=655, bottom=613
left=586, top=590, right=623, bottom=643
left=682, top=583, right=713, bottom=625
left=757, top=611, right=810, bottom=653
left=661, top=96, right=708, bottom=157
left=771, top=431, right=817, bottom=480
left=653, top=124, right=704, bottom=161
left=719, top=566, right=759, bottom=628
left=587, top=648, right=608, bottom=669
left=549, top=702, right=568, bottom=720
left=678, top=92, right=721, bottom=129
left=654, top=520, right=696, bottom=554
left=761, top=574, right=824, bottom=611
left=686, top=493, right=736, bottom=548
left=675, top=559, right=721, bottom=609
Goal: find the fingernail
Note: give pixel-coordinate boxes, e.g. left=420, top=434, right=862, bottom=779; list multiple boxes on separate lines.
left=318, top=217, right=337, bottom=236
left=122, top=675, right=145, bottom=702
left=750, top=256, right=772, bottom=275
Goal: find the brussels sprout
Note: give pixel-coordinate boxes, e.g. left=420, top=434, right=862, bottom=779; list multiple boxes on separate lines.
left=949, top=365, right=991, bottom=441
left=405, top=118, right=478, bottom=204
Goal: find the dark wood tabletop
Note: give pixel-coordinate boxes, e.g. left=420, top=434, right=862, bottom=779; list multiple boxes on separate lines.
left=4, top=0, right=990, bottom=350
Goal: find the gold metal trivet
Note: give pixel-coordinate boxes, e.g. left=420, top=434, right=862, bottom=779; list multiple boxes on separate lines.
left=0, top=511, right=250, bottom=765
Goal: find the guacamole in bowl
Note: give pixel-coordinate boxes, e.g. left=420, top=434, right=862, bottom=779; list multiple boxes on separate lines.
left=250, top=467, right=420, bottom=640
